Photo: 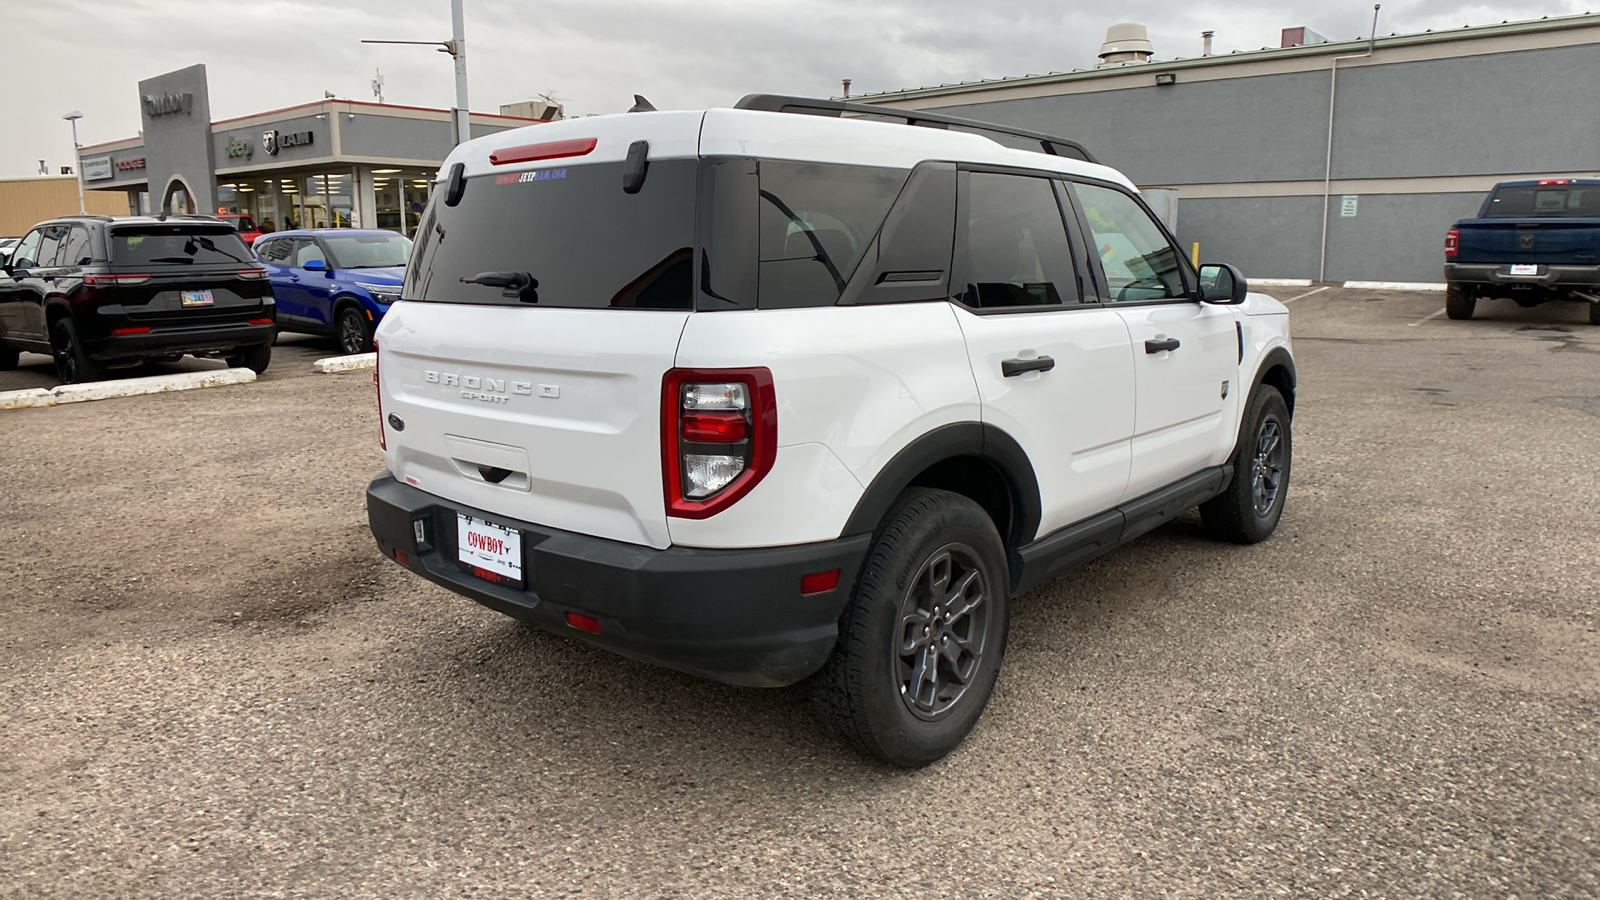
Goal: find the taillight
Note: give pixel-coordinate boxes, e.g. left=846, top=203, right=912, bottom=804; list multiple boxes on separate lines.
left=1536, top=178, right=1571, bottom=185
left=489, top=137, right=598, bottom=166
left=83, top=273, right=151, bottom=286
left=374, top=340, right=385, bottom=451
left=1444, top=229, right=1459, bottom=258
left=234, top=267, right=268, bottom=280
left=661, top=367, right=776, bottom=519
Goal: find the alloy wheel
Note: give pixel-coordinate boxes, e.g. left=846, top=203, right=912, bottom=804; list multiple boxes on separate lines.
left=896, top=543, right=992, bottom=720
left=340, top=310, right=367, bottom=355
left=1251, top=416, right=1285, bottom=515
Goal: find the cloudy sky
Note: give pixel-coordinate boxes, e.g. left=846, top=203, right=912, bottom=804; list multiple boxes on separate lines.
left=2, top=0, right=1590, bottom=177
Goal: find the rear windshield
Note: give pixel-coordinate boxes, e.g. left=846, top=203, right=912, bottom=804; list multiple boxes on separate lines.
left=110, top=226, right=254, bottom=266
left=324, top=232, right=412, bottom=269
left=404, top=159, right=697, bottom=309
left=1484, top=184, right=1600, bottom=217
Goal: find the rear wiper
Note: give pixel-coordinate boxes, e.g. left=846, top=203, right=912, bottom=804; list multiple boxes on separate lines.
left=193, top=235, right=249, bottom=264
left=460, top=271, right=539, bottom=302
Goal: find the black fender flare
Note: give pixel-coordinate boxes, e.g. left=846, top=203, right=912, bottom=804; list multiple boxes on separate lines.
left=1249, top=346, right=1296, bottom=413
left=840, top=422, right=1042, bottom=549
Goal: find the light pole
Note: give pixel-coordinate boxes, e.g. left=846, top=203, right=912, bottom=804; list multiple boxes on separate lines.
left=362, top=0, right=472, bottom=146
left=63, top=110, right=85, bottom=213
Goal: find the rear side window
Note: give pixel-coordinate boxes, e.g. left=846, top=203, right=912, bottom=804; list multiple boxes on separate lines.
left=1485, top=184, right=1600, bottom=217
left=61, top=226, right=92, bottom=266
left=955, top=172, right=1080, bottom=309
left=110, top=227, right=254, bottom=267
left=405, top=159, right=697, bottom=309
left=35, top=225, right=70, bottom=268
left=757, top=161, right=908, bottom=308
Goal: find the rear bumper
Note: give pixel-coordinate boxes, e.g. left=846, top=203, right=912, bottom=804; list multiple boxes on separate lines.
left=84, top=321, right=277, bottom=361
left=1444, top=263, right=1600, bottom=288
left=366, top=473, right=870, bottom=687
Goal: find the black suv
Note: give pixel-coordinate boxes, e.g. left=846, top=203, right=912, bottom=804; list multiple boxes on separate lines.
left=0, top=215, right=276, bottom=383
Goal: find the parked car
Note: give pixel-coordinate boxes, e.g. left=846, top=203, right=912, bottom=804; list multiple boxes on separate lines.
left=365, top=95, right=1295, bottom=767
left=0, top=214, right=274, bottom=382
left=0, top=237, right=19, bottom=265
left=253, top=229, right=410, bottom=354
left=218, top=213, right=262, bottom=245
left=1444, top=178, right=1600, bottom=324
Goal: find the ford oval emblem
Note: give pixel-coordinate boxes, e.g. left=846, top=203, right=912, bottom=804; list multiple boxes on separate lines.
left=387, top=413, right=405, bottom=431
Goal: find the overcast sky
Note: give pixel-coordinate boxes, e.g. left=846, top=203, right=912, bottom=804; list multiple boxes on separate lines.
left=1, top=0, right=1590, bottom=177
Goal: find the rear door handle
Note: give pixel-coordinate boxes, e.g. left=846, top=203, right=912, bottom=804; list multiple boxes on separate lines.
left=1001, top=356, right=1055, bottom=377
left=1144, top=337, right=1181, bottom=354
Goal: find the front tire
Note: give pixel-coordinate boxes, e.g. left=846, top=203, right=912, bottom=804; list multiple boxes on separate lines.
left=337, top=305, right=373, bottom=355
left=812, top=489, right=1010, bottom=768
left=1445, top=283, right=1475, bottom=320
left=1200, top=385, right=1291, bottom=544
left=226, top=343, right=272, bottom=374
left=50, top=319, right=103, bottom=384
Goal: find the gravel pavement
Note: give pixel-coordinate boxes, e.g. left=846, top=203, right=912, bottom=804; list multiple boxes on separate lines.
left=0, top=294, right=1596, bottom=898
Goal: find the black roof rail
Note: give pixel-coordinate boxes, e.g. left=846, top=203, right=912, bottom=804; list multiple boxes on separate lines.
left=732, top=94, right=1098, bottom=164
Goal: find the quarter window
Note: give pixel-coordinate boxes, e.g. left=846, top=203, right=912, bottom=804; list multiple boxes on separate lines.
left=955, top=172, right=1080, bottom=309
left=1071, top=183, right=1186, bottom=303
left=758, top=161, right=908, bottom=308
left=61, top=226, right=92, bottom=267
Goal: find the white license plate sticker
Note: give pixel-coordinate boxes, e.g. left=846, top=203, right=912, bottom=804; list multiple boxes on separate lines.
left=1509, top=264, right=1538, bottom=276
left=180, top=289, right=215, bottom=307
left=457, top=514, right=522, bottom=582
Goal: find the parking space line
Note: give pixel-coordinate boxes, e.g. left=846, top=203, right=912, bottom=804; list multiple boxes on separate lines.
left=1408, top=309, right=1447, bottom=327
left=1283, top=286, right=1329, bottom=303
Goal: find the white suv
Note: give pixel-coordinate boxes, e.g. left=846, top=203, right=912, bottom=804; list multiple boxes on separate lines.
left=366, top=95, right=1295, bottom=767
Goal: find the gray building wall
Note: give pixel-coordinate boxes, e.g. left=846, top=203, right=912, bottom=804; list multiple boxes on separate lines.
left=213, top=115, right=331, bottom=169
left=138, top=65, right=216, bottom=215
left=340, top=115, right=526, bottom=162
left=924, top=41, right=1600, bottom=282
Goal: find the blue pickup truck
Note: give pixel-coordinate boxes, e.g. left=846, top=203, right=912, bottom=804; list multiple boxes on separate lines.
left=1444, top=179, right=1600, bottom=324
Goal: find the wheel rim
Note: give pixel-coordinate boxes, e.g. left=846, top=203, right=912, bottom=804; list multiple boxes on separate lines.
left=896, top=542, right=991, bottom=720
left=340, top=310, right=366, bottom=354
left=52, top=326, right=77, bottom=382
left=1250, top=416, right=1285, bottom=516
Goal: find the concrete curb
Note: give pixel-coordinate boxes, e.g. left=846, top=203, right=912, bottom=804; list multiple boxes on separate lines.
left=1343, top=280, right=1448, bottom=292
left=0, top=367, right=256, bottom=411
left=1248, top=278, right=1314, bottom=287
left=312, top=353, right=376, bottom=373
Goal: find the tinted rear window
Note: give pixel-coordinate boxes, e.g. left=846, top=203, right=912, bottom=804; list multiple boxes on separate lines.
left=405, top=159, right=696, bottom=309
left=111, top=227, right=254, bottom=266
left=757, top=161, right=908, bottom=308
left=1485, top=184, right=1600, bottom=217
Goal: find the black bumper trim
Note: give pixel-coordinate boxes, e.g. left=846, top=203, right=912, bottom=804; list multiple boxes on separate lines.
left=1444, top=263, right=1600, bottom=288
left=85, top=322, right=277, bottom=361
left=366, top=473, right=870, bottom=687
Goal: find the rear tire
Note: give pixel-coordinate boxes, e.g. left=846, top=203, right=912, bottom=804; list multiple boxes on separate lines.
left=812, top=489, right=1010, bottom=768
left=1200, top=385, right=1291, bottom=545
left=50, top=319, right=103, bottom=384
left=337, top=304, right=373, bottom=355
left=0, top=344, right=18, bottom=370
left=1445, top=283, right=1476, bottom=320
left=226, top=343, right=272, bottom=374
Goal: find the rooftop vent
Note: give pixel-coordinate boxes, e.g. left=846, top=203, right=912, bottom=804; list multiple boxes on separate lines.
left=1281, top=25, right=1332, bottom=48
left=1097, top=23, right=1155, bottom=67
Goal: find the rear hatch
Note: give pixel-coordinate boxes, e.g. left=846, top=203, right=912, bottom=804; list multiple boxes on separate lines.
left=376, top=114, right=705, bottom=550
left=1456, top=181, right=1600, bottom=265
left=106, top=224, right=271, bottom=324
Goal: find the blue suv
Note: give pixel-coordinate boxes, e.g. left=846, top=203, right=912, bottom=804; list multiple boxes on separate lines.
left=253, top=229, right=411, bottom=354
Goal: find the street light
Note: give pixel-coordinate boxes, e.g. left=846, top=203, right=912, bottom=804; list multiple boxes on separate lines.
left=63, top=110, right=85, bottom=213
left=362, top=0, right=471, bottom=145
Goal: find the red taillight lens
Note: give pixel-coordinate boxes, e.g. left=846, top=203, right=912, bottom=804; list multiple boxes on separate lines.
left=247, top=317, right=273, bottom=325
left=489, top=138, right=598, bottom=166
left=110, top=326, right=151, bottom=335
left=681, top=411, right=749, bottom=442
left=1444, top=229, right=1459, bottom=258
left=1536, top=178, right=1570, bottom=185
left=565, top=611, right=602, bottom=634
left=234, top=268, right=268, bottom=280
left=374, top=340, right=385, bottom=451
left=800, top=569, right=841, bottom=595
left=84, top=273, right=151, bottom=286
left=661, top=367, right=776, bottom=519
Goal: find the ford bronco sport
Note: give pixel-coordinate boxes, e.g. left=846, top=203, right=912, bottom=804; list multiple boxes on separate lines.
left=366, top=95, right=1295, bottom=767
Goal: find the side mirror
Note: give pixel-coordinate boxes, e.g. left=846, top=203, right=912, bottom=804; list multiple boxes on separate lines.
left=1197, top=262, right=1248, bottom=304
left=302, top=258, right=327, bottom=272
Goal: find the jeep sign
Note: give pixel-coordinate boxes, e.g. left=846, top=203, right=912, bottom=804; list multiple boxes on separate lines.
left=262, top=129, right=313, bottom=156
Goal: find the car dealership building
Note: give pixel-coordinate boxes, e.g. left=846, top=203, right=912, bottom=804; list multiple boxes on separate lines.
left=856, top=13, right=1600, bottom=283
left=76, top=65, right=543, bottom=238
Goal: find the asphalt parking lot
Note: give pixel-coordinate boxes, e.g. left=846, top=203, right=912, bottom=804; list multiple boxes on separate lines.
left=1, top=290, right=1596, bottom=898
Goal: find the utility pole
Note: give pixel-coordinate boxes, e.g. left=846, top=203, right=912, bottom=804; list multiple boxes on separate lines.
left=63, top=111, right=85, bottom=213
left=361, top=0, right=473, bottom=146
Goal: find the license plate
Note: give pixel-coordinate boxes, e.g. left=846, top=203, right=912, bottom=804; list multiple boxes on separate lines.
left=1509, top=264, right=1539, bottom=276
left=457, top=513, right=523, bottom=584
left=180, top=289, right=215, bottom=308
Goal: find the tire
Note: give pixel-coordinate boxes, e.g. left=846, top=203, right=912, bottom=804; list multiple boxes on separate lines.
left=0, top=343, right=18, bottom=370
left=1589, top=300, right=1600, bottom=326
left=1445, top=283, right=1475, bottom=320
left=50, top=319, right=104, bottom=384
left=226, top=343, right=272, bottom=374
left=1200, top=384, right=1291, bottom=545
left=337, top=304, right=373, bottom=355
left=812, top=488, right=1010, bottom=768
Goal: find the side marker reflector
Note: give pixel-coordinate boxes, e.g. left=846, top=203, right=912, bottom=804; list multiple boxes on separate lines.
left=800, top=569, right=841, bottom=595
left=565, top=611, right=602, bottom=634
